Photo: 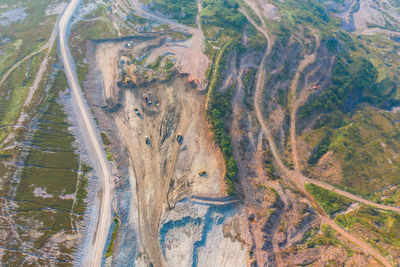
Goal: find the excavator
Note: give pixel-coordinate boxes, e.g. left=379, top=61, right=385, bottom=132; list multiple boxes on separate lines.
left=127, top=64, right=137, bottom=84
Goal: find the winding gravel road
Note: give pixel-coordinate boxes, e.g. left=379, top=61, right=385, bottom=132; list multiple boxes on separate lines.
left=59, top=0, right=112, bottom=266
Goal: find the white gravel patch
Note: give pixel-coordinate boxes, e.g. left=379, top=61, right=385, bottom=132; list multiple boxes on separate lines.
left=33, top=187, right=53, bottom=198
left=0, top=8, right=27, bottom=26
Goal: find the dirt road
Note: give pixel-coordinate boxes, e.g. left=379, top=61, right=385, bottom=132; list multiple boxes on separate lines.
left=59, top=0, right=112, bottom=266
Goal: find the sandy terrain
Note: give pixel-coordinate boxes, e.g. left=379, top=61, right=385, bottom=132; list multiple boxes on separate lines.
left=115, top=71, right=225, bottom=266
left=94, top=29, right=229, bottom=265
left=130, top=0, right=209, bottom=89
left=145, top=33, right=209, bottom=88
left=96, top=43, right=121, bottom=101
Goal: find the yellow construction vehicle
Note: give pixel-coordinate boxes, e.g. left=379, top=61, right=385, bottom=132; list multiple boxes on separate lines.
left=199, top=170, right=207, bottom=177
left=127, top=64, right=137, bottom=84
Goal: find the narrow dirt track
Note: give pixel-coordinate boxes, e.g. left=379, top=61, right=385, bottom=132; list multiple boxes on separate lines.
left=289, top=35, right=320, bottom=171
left=59, top=0, right=112, bottom=266
left=242, top=2, right=392, bottom=266
left=304, top=178, right=400, bottom=214
left=240, top=4, right=287, bottom=267
left=130, top=0, right=191, bottom=32
left=0, top=24, right=58, bottom=89
left=1, top=20, right=59, bottom=147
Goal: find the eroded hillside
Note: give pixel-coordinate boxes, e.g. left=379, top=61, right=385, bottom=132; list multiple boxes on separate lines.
left=1, top=0, right=400, bottom=266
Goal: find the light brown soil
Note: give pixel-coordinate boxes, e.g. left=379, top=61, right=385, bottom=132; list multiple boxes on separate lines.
left=96, top=42, right=121, bottom=101
left=96, top=33, right=225, bottom=265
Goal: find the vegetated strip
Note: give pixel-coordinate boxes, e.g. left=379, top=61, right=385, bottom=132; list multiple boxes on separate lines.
left=105, top=214, right=120, bottom=258
left=305, top=183, right=354, bottom=218
left=206, top=38, right=243, bottom=195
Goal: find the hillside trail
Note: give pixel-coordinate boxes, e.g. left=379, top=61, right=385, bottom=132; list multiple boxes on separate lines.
left=0, top=21, right=59, bottom=147
left=0, top=21, right=58, bottom=89
left=289, top=33, right=320, bottom=171
left=239, top=4, right=287, bottom=266
left=242, top=1, right=392, bottom=266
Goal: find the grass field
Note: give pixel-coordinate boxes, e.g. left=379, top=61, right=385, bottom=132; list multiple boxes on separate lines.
left=2, top=67, right=90, bottom=265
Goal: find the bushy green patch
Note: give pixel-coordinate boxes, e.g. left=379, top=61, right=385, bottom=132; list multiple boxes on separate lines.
left=336, top=205, right=400, bottom=249
left=330, top=108, right=400, bottom=198
left=106, top=215, right=121, bottom=258
left=202, top=0, right=245, bottom=30
left=305, top=183, right=353, bottom=217
left=308, top=133, right=331, bottom=164
left=382, top=189, right=400, bottom=207
left=242, top=68, right=257, bottom=109
left=300, top=54, right=379, bottom=119
left=300, top=224, right=340, bottom=248
left=147, top=55, right=163, bottom=70
left=270, top=0, right=337, bottom=37
left=201, top=0, right=247, bottom=41
left=246, top=24, right=267, bottom=51
left=149, top=0, right=198, bottom=26
left=206, top=39, right=243, bottom=195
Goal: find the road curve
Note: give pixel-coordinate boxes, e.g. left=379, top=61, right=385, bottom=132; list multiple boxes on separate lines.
left=59, top=0, right=112, bottom=266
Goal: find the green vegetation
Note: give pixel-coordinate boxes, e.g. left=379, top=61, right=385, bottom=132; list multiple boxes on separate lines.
left=14, top=69, right=88, bottom=219
left=200, top=0, right=249, bottom=54
left=101, top=132, right=114, bottom=161
left=106, top=215, right=121, bottom=258
left=149, top=0, right=198, bottom=26
left=305, top=183, right=353, bottom=217
left=206, top=39, right=243, bottom=195
left=270, top=0, right=336, bottom=38
left=382, top=189, right=400, bottom=207
left=208, top=83, right=237, bottom=195
left=307, top=107, right=400, bottom=199
left=0, top=0, right=58, bottom=78
left=299, top=224, right=340, bottom=248
left=1, top=66, right=90, bottom=265
left=308, top=133, right=331, bottom=164
left=299, top=52, right=385, bottom=118
left=148, top=55, right=163, bottom=70
left=0, top=51, right=45, bottom=142
left=274, top=1, right=400, bottom=201
left=201, top=0, right=246, bottom=31
left=238, top=0, right=261, bottom=25
left=242, top=68, right=257, bottom=109
left=336, top=205, right=400, bottom=255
